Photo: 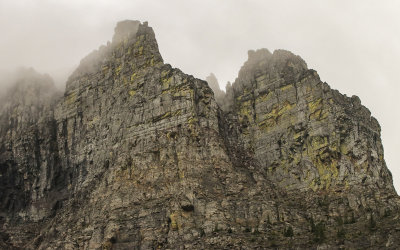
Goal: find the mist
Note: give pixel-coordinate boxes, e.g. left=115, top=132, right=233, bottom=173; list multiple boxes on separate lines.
left=0, top=0, right=399, bottom=191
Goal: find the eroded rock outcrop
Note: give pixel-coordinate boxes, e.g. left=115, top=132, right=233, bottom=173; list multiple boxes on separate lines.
left=223, top=48, right=394, bottom=194
left=1, top=20, right=399, bottom=249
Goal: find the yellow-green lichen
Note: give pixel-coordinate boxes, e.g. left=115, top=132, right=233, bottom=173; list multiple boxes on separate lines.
left=135, top=39, right=141, bottom=47
left=344, top=180, right=349, bottom=190
left=280, top=84, right=294, bottom=92
left=308, top=98, right=321, bottom=111
left=166, top=131, right=177, bottom=140
left=309, top=136, right=329, bottom=151
left=188, top=116, right=198, bottom=125
left=293, top=131, right=303, bottom=140
left=237, top=100, right=254, bottom=124
left=340, top=143, right=349, bottom=155
left=158, top=109, right=182, bottom=121
left=115, top=65, right=122, bottom=76
left=174, top=110, right=183, bottom=116
left=170, top=212, right=182, bottom=230
left=129, top=90, right=136, bottom=97
left=161, top=76, right=174, bottom=93
left=258, top=101, right=295, bottom=131
left=102, top=65, right=109, bottom=74
left=256, top=91, right=274, bottom=104
left=130, top=72, right=137, bottom=82
left=308, top=98, right=329, bottom=121
left=123, top=77, right=129, bottom=86
left=65, top=91, right=77, bottom=105
left=172, top=87, right=192, bottom=98
left=87, top=116, right=99, bottom=129
left=161, top=111, right=172, bottom=119
left=179, top=170, right=185, bottom=179
left=161, top=69, right=169, bottom=78
left=305, top=153, right=339, bottom=190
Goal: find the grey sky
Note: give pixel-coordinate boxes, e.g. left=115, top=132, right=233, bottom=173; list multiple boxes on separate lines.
left=0, top=0, right=399, bottom=191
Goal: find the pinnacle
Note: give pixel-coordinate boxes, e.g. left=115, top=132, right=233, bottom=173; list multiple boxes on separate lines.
left=112, top=20, right=141, bottom=44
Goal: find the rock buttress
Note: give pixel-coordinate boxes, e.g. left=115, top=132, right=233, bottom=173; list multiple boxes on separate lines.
left=223, top=49, right=395, bottom=195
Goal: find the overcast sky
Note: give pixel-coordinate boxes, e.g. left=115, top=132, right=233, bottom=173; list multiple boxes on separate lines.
left=0, top=0, right=399, bottom=191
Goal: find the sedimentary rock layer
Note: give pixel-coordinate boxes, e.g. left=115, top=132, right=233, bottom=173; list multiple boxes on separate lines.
left=1, top=20, right=399, bottom=249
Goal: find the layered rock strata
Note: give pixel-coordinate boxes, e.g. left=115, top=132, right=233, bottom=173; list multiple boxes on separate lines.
left=0, top=20, right=399, bottom=249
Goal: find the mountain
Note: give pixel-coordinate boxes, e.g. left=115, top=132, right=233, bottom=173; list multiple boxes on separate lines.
left=1, top=20, right=399, bottom=249
left=205, top=73, right=225, bottom=106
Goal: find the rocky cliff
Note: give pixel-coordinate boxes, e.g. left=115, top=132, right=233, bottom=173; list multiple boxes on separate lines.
left=1, top=20, right=399, bottom=249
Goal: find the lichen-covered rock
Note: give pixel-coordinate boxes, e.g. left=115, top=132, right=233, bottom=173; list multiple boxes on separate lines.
left=223, top=49, right=395, bottom=195
left=1, top=20, right=400, bottom=249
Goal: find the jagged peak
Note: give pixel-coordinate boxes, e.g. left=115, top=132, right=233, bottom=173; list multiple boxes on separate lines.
left=205, top=73, right=224, bottom=95
left=216, top=49, right=312, bottom=112
left=270, top=49, right=308, bottom=70
left=239, top=49, right=307, bottom=78
left=0, top=67, right=58, bottom=114
left=66, top=20, right=162, bottom=91
left=112, top=20, right=141, bottom=44
left=1, top=67, right=55, bottom=96
left=229, top=49, right=309, bottom=93
left=205, top=73, right=226, bottom=108
left=247, top=48, right=272, bottom=64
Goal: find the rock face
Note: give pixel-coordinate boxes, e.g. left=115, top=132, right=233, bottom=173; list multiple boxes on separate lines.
left=223, top=48, right=394, bottom=193
left=0, top=68, right=61, bottom=220
left=1, top=20, right=399, bottom=249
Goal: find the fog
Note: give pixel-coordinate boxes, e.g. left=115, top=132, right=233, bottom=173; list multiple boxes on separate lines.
left=0, top=0, right=399, bottom=191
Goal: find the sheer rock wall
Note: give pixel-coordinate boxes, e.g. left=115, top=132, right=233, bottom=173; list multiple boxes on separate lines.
left=1, top=21, right=399, bottom=249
